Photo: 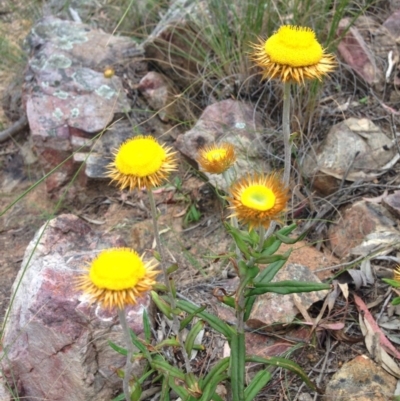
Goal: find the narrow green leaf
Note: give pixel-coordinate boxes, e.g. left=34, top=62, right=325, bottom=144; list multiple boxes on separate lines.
left=177, top=300, right=234, bottom=339
left=253, top=252, right=291, bottom=285
left=276, top=230, right=307, bottom=244
left=180, top=305, right=207, bottom=330
left=246, top=355, right=320, bottom=393
left=185, top=321, right=204, bottom=356
left=276, top=223, right=297, bottom=237
left=129, top=329, right=151, bottom=360
left=108, top=340, right=127, bottom=356
left=383, top=278, right=400, bottom=288
left=244, top=295, right=257, bottom=322
left=152, top=355, right=186, bottom=381
left=161, top=375, right=171, bottom=401
left=244, top=370, right=271, bottom=401
left=261, top=237, right=282, bottom=256
left=111, top=393, right=125, bottom=401
left=248, top=281, right=331, bottom=296
left=199, top=373, right=229, bottom=401
left=201, top=357, right=230, bottom=389
left=130, top=381, right=142, bottom=401
left=154, top=338, right=180, bottom=350
left=392, top=297, right=400, bottom=305
left=230, top=332, right=245, bottom=401
left=167, top=263, right=179, bottom=274
left=143, top=309, right=151, bottom=343
left=151, top=291, right=173, bottom=319
left=252, top=253, right=288, bottom=265
left=168, top=375, right=191, bottom=400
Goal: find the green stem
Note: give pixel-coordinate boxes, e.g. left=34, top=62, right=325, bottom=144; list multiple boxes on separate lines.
left=147, top=189, right=192, bottom=373
left=282, top=81, right=292, bottom=187
left=118, top=308, right=134, bottom=401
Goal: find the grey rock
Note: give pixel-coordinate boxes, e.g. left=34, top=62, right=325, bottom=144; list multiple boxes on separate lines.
left=302, top=118, right=395, bottom=195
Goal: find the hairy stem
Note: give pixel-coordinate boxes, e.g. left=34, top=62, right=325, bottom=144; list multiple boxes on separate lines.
left=118, top=308, right=134, bottom=401
left=282, top=81, right=292, bottom=186
left=147, top=189, right=192, bottom=372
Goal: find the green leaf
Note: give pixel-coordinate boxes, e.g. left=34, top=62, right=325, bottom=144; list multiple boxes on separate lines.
left=168, top=375, right=191, bottom=400
left=277, top=223, right=298, bottom=236
left=161, top=375, right=171, bottom=401
left=248, top=281, right=331, bottom=296
left=392, top=297, right=400, bottom=305
left=244, top=370, right=271, bottom=401
left=177, top=300, right=234, bottom=339
left=108, top=340, right=127, bottom=356
left=244, top=295, right=257, bottom=322
left=180, top=305, right=207, bottom=330
left=152, top=354, right=186, bottom=381
left=143, top=309, right=151, bottom=343
left=221, top=296, right=235, bottom=309
left=246, top=355, right=320, bottom=393
left=249, top=229, right=259, bottom=244
left=129, top=329, right=151, bottom=361
left=201, top=357, right=230, bottom=389
left=111, top=393, right=125, bottom=401
left=230, top=332, right=245, bottom=401
left=130, top=381, right=142, bottom=401
left=252, top=253, right=288, bottom=265
left=154, top=338, right=180, bottom=350
left=185, top=320, right=204, bottom=357
left=151, top=291, right=173, bottom=319
left=224, top=223, right=251, bottom=258
left=254, top=251, right=291, bottom=285
left=383, top=278, right=400, bottom=288
left=199, top=373, right=229, bottom=401
left=260, top=236, right=282, bottom=256
left=167, top=263, right=179, bottom=274
left=276, top=229, right=307, bottom=245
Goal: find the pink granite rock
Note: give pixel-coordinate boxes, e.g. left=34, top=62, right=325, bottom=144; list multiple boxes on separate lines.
left=1, top=214, right=152, bottom=401
left=337, top=18, right=381, bottom=86
left=25, top=17, right=138, bottom=191
left=328, top=200, right=400, bottom=259
left=138, top=71, right=180, bottom=122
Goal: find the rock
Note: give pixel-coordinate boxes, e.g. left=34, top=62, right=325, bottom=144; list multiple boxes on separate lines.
left=175, top=99, right=269, bottom=191
left=246, top=263, right=328, bottom=330
left=24, top=17, right=141, bottom=191
left=143, top=0, right=208, bottom=83
left=138, top=71, right=180, bottom=122
left=328, top=200, right=400, bottom=259
left=325, top=355, right=397, bottom=401
left=383, top=190, right=400, bottom=219
left=0, top=375, right=10, bottom=401
left=1, top=214, right=152, bottom=401
left=337, top=18, right=382, bottom=86
left=383, top=10, right=400, bottom=41
left=301, top=118, right=395, bottom=195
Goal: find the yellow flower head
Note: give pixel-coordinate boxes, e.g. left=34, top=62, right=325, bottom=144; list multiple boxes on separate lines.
left=197, top=142, right=236, bottom=174
left=228, top=173, right=289, bottom=229
left=107, top=135, right=177, bottom=190
left=250, top=25, right=336, bottom=84
left=394, top=265, right=400, bottom=282
left=76, top=248, right=159, bottom=310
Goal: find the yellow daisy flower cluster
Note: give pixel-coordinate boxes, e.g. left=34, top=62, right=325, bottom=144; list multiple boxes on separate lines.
left=250, top=25, right=336, bottom=84
left=76, top=248, right=159, bottom=310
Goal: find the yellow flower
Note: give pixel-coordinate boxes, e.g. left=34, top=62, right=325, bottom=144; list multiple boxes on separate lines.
left=394, top=265, right=400, bottom=282
left=250, top=25, right=336, bottom=84
left=107, top=135, right=177, bottom=190
left=76, top=248, right=159, bottom=310
left=197, top=142, right=236, bottom=174
left=228, top=173, right=289, bottom=229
